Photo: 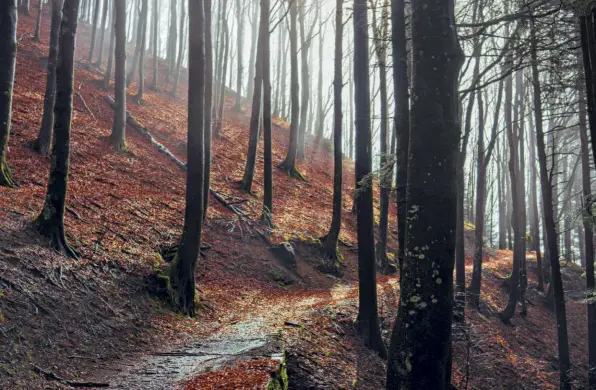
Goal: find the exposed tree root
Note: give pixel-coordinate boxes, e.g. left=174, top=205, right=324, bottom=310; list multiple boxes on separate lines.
left=375, top=246, right=397, bottom=275
left=0, top=160, right=16, bottom=188
left=32, top=137, right=51, bottom=156
left=33, top=218, right=80, bottom=259
left=277, top=163, right=305, bottom=181
left=33, top=365, right=109, bottom=388
left=317, top=237, right=344, bottom=277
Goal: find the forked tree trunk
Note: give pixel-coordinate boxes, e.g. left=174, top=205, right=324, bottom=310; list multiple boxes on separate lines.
left=35, top=0, right=63, bottom=156
left=169, top=0, right=205, bottom=317
left=0, top=0, right=18, bottom=188
left=386, top=0, right=463, bottom=385
left=110, top=0, right=127, bottom=151
left=34, top=0, right=81, bottom=260
left=353, top=0, right=387, bottom=360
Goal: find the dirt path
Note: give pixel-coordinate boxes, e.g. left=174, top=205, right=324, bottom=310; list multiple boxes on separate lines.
left=88, top=279, right=397, bottom=389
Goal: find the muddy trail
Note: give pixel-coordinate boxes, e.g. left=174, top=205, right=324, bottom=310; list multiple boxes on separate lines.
left=87, top=279, right=398, bottom=389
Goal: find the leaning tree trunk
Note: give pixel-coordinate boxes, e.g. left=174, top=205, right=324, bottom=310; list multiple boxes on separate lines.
left=35, top=0, right=63, bottom=156
left=353, top=0, right=387, bottom=360
left=260, top=0, right=272, bottom=226
left=320, top=0, right=343, bottom=273
left=168, top=0, right=205, bottom=317
left=241, top=27, right=263, bottom=194
left=34, top=0, right=81, bottom=260
left=0, top=0, right=18, bottom=188
left=392, top=0, right=409, bottom=279
left=531, top=17, right=571, bottom=390
left=279, top=0, right=300, bottom=176
left=134, top=0, right=149, bottom=103
left=88, top=0, right=101, bottom=63
left=110, top=0, right=127, bottom=151
left=579, top=16, right=596, bottom=389
left=386, top=0, right=464, bottom=386
left=33, top=0, right=43, bottom=41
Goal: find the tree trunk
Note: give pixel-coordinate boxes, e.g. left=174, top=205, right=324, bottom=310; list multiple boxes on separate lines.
left=279, top=0, right=299, bottom=174
left=579, top=16, right=596, bottom=389
left=0, top=0, right=18, bottom=188
left=273, top=5, right=284, bottom=117
left=246, top=1, right=259, bottom=102
left=34, top=0, right=43, bottom=41
left=314, top=1, right=324, bottom=142
left=260, top=0, right=272, bottom=226
left=96, top=0, right=110, bottom=67
left=386, top=0, right=463, bottom=385
left=166, top=0, right=176, bottom=82
left=134, top=0, right=148, bottom=103
left=110, top=0, right=126, bottom=151
left=279, top=19, right=288, bottom=120
left=35, top=0, right=63, bottom=156
left=171, top=0, right=185, bottom=97
left=580, top=11, right=596, bottom=174
left=241, top=27, right=263, bottom=194
left=233, top=0, right=244, bottom=111
left=320, top=0, right=343, bottom=272
left=202, top=0, right=212, bottom=221
left=103, top=2, right=115, bottom=89
left=392, top=0, right=409, bottom=280
left=531, top=17, right=571, bottom=390
left=87, top=0, right=101, bottom=62
left=297, top=1, right=312, bottom=160
left=353, top=0, right=386, bottom=360
left=169, top=0, right=205, bottom=317
left=126, top=0, right=145, bottom=88
left=152, top=0, right=159, bottom=90
left=34, top=0, right=81, bottom=259
left=214, top=19, right=229, bottom=137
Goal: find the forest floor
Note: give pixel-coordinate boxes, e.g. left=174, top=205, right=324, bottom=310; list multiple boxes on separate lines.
left=0, top=9, right=591, bottom=389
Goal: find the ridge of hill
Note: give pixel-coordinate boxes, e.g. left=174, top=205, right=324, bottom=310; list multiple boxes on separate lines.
left=0, top=9, right=591, bottom=390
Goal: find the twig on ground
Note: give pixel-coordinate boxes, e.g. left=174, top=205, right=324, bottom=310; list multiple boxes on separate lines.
left=33, top=365, right=110, bottom=388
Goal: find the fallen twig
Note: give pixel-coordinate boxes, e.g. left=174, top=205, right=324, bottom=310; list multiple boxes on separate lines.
left=33, top=365, right=110, bottom=388
left=77, top=92, right=96, bottom=120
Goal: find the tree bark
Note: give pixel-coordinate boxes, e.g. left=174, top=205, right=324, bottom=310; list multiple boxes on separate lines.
left=110, top=0, right=126, bottom=151
left=169, top=0, right=205, bottom=317
left=214, top=18, right=229, bottom=137
left=34, top=0, right=43, bottom=41
left=126, top=0, right=146, bottom=88
left=102, top=2, right=115, bottom=89
left=95, top=0, right=110, bottom=67
left=171, top=0, right=186, bottom=97
left=34, top=0, right=81, bottom=260
left=233, top=0, right=244, bottom=111
left=246, top=1, right=259, bottom=102
left=260, top=0, right=272, bottom=226
left=151, top=0, right=159, bottom=90
left=386, top=0, right=463, bottom=385
left=353, top=0, right=386, bottom=360
left=134, top=0, right=149, bottom=103
left=0, top=0, right=18, bottom=188
left=87, top=0, right=101, bottom=63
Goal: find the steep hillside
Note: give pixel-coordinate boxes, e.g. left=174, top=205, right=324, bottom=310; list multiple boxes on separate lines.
left=0, top=9, right=590, bottom=390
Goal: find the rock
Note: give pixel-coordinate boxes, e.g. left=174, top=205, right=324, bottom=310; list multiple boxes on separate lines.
left=271, top=242, right=297, bottom=270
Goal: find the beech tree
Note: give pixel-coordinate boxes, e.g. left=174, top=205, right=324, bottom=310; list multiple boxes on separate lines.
left=110, top=0, right=127, bottom=151
left=169, top=0, right=206, bottom=316
left=35, top=0, right=63, bottom=156
left=0, top=0, right=18, bottom=188
left=134, top=0, right=149, bottom=103
left=386, top=0, right=464, bottom=386
left=203, top=0, right=212, bottom=219
left=34, top=0, right=81, bottom=259
left=95, top=0, right=110, bottom=67
left=353, top=0, right=386, bottom=360
left=260, top=0, right=272, bottom=226
left=34, top=0, right=43, bottom=41
left=87, top=0, right=101, bottom=63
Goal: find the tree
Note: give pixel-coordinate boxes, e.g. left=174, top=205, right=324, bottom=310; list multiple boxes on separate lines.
left=391, top=0, right=409, bottom=279
left=297, top=1, right=317, bottom=159
left=152, top=0, right=159, bottom=90
left=0, top=0, right=18, bottom=188
left=233, top=0, right=244, bottom=111
left=214, top=13, right=229, bottom=137
left=110, top=0, right=126, bottom=151
left=166, top=0, right=177, bottom=81
left=530, top=15, right=571, bottom=390
left=35, top=0, right=63, bottom=156
left=88, top=0, right=101, bottom=63
left=353, top=0, right=386, bottom=359
left=279, top=0, right=300, bottom=176
left=134, top=0, right=149, bottom=103
left=246, top=1, right=259, bottom=101
left=34, top=0, right=81, bottom=259
left=95, top=0, right=110, bottom=67
left=386, top=0, right=464, bottom=386
left=261, top=0, right=272, bottom=226
left=203, top=0, right=212, bottom=220
left=126, top=0, right=145, bottom=88
left=103, top=1, right=116, bottom=89
left=171, top=0, right=186, bottom=97
left=168, top=0, right=206, bottom=316
left=319, top=0, right=343, bottom=274
left=33, top=0, right=43, bottom=41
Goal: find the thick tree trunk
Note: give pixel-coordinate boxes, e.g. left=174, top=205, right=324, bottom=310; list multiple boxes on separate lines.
left=34, top=0, right=43, bottom=41
left=241, top=28, right=263, bottom=194
left=0, top=0, right=18, bottom=188
left=353, top=0, right=386, bottom=360
left=35, top=0, right=63, bottom=156
left=134, top=0, right=149, bottom=103
left=279, top=0, right=299, bottom=174
left=110, top=0, right=126, bottom=151
left=391, top=0, right=409, bottom=279
left=531, top=17, right=571, bottom=390
left=202, top=0, right=212, bottom=221
left=34, top=0, right=81, bottom=260
left=320, top=0, right=343, bottom=272
left=386, top=0, right=463, bottom=386
left=169, top=0, right=205, bottom=317
left=260, top=0, right=272, bottom=226
left=580, top=12, right=596, bottom=173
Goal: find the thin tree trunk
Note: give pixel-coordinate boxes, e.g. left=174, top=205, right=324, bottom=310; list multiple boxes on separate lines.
left=103, top=4, right=115, bottom=89
left=34, top=0, right=81, bottom=259
left=34, top=0, right=43, bottom=41
left=134, top=0, right=148, bottom=103
left=260, top=0, right=272, bottom=226
left=152, top=0, right=159, bottom=90
left=88, top=0, right=101, bottom=62
left=35, top=0, right=63, bottom=156
left=110, top=0, right=126, bottom=150
left=214, top=19, right=229, bottom=137
left=126, top=0, right=145, bottom=88
left=314, top=1, right=324, bottom=142
left=171, top=0, right=186, bottom=97
left=96, top=0, right=110, bottom=67
left=166, top=0, right=176, bottom=82
left=246, top=1, right=259, bottom=102
left=0, top=0, right=18, bottom=188
left=233, top=0, right=244, bottom=111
